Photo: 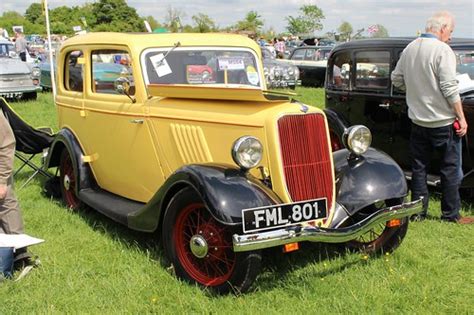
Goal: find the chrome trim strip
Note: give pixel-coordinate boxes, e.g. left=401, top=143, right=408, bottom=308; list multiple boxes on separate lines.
left=232, top=198, right=423, bottom=252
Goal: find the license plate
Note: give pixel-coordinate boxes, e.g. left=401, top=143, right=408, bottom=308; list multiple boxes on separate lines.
left=242, top=198, right=327, bottom=233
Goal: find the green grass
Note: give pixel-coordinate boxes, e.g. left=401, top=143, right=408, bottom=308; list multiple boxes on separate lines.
left=1, top=90, right=473, bottom=314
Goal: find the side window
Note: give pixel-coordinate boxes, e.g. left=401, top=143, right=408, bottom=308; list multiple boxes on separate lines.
left=393, top=50, right=405, bottom=95
left=328, top=51, right=351, bottom=90
left=355, top=51, right=390, bottom=90
left=64, top=50, right=83, bottom=92
left=91, top=49, right=134, bottom=95
left=291, top=49, right=305, bottom=60
left=304, top=49, right=315, bottom=61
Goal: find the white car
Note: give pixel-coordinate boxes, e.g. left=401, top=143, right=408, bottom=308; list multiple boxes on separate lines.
left=0, top=38, right=41, bottom=100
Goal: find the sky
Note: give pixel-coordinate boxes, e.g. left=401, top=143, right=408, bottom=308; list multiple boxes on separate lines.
left=1, top=0, right=473, bottom=38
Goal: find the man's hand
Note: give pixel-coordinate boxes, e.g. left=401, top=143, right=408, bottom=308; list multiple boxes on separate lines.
left=457, top=118, right=468, bottom=137
left=0, top=184, right=7, bottom=200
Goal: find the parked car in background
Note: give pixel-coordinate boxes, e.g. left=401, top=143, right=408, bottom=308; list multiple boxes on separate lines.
left=45, top=32, right=421, bottom=294
left=284, top=39, right=301, bottom=58
left=325, top=38, right=474, bottom=189
left=287, top=46, right=334, bottom=87
left=0, top=38, right=41, bottom=100
left=261, top=47, right=300, bottom=89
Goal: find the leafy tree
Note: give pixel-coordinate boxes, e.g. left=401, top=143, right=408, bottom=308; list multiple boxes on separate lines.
left=337, top=21, right=353, bottom=41
left=286, top=4, right=325, bottom=35
left=144, top=16, right=161, bottom=31
left=235, top=11, right=264, bottom=34
left=25, top=3, right=44, bottom=25
left=370, top=24, right=389, bottom=38
left=0, top=11, right=43, bottom=35
left=165, top=6, right=185, bottom=32
left=91, top=0, right=144, bottom=32
left=192, top=13, right=217, bottom=33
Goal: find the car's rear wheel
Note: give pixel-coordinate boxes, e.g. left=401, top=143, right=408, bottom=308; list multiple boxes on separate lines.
left=59, top=148, right=82, bottom=210
left=162, top=187, right=261, bottom=294
left=346, top=198, right=409, bottom=255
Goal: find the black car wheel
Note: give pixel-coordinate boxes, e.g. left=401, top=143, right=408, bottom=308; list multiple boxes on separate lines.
left=346, top=198, right=409, bottom=255
left=162, top=187, right=262, bottom=294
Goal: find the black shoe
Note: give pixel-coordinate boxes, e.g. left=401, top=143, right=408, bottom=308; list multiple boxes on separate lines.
left=410, top=214, right=426, bottom=222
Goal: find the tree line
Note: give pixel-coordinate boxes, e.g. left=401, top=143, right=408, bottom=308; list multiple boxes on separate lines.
left=0, top=0, right=388, bottom=39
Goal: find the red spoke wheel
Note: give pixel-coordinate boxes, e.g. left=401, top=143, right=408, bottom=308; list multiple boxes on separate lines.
left=346, top=198, right=409, bottom=255
left=59, top=148, right=82, bottom=210
left=163, top=188, right=261, bottom=294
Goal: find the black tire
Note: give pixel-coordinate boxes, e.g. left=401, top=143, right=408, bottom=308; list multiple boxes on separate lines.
left=162, top=187, right=262, bottom=294
left=22, top=92, right=37, bottom=101
left=59, top=148, right=83, bottom=210
left=346, top=198, right=409, bottom=255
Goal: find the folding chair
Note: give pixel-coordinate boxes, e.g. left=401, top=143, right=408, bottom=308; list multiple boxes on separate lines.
left=0, top=97, right=55, bottom=189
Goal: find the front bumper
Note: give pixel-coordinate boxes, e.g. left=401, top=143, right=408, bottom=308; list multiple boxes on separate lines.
left=232, top=198, right=423, bottom=252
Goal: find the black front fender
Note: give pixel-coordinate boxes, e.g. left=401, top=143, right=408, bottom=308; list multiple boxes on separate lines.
left=333, top=148, right=408, bottom=215
left=128, top=164, right=282, bottom=232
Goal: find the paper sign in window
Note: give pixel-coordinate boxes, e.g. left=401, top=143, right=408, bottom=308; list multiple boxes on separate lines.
left=150, top=53, right=172, bottom=77
left=218, top=57, right=245, bottom=71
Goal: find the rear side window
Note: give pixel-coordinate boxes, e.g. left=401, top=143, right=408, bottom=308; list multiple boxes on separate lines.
left=64, top=50, right=83, bottom=92
left=327, top=51, right=351, bottom=90
left=291, top=49, right=306, bottom=60
left=91, top=49, right=134, bottom=95
left=355, top=51, right=390, bottom=90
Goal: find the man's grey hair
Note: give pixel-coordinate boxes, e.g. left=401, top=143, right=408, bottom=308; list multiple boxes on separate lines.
left=425, top=11, right=454, bottom=32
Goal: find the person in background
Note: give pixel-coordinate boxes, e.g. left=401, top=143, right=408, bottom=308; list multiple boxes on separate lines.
left=274, top=38, right=286, bottom=59
left=0, top=109, right=33, bottom=267
left=391, top=11, right=474, bottom=224
left=14, top=32, right=28, bottom=62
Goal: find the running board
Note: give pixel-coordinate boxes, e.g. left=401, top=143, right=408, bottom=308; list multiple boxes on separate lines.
left=404, top=171, right=441, bottom=187
left=79, top=188, right=145, bottom=226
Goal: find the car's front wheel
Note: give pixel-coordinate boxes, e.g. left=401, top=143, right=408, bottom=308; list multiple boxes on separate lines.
left=162, top=187, right=262, bottom=294
left=59, top=148, right=82, bottom=210
left=346, top=198, right=409, bottom=255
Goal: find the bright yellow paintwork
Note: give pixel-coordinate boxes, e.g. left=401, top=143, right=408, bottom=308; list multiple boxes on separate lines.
left=55, top=32, right=335, bottom=225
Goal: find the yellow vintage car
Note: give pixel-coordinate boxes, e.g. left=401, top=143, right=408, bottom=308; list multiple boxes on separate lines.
left=46, top=32, right=422, bottom=294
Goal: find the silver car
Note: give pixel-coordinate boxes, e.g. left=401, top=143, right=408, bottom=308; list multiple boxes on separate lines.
left=261, top=47, right=300, bottom=89
left=0, top=38, right=41, bottom=100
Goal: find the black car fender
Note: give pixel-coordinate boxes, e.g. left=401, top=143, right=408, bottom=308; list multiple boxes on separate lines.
left=332, top=148, right=408, bottom=216
left=46, top=128, right=95, bottom=191
left=127, top=164, right=282, bottom=232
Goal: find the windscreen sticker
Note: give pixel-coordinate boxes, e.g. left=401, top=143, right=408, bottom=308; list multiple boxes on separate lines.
left=246, top=65, right=259, bottom=85
left=217, top=57, right=245, bottom=70
left=150, top=53, right=172, bottom=77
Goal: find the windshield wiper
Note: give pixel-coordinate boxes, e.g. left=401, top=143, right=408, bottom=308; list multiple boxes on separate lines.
left=156, top=41, right=181, bottom=67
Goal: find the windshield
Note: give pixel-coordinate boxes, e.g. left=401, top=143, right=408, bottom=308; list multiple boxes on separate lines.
left=0, top=43, right=15, bottom=58
left=142, top=47, right=262, bottom=88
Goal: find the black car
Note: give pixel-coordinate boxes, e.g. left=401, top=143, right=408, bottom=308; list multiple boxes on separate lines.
left=287, top=46, right=334, bottom=87
left=324, top=38, right=474, bottom=189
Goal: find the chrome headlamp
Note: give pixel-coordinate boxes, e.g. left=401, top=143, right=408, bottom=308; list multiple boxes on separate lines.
left=232, top=136, right=263, bottom=170
left=343, top=125, right=372, bottom=155
left=31, top=67, right=41, bottom=78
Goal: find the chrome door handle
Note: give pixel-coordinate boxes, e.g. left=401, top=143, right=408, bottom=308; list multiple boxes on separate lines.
left=378, top=103, right=390, bottom=108
left=130, top=119, right=144, bottom=124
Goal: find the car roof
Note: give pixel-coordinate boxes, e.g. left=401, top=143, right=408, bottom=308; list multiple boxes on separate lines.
left=61, top=32, right=261, bottom=56
left=331, top=37, right=474, bottom=54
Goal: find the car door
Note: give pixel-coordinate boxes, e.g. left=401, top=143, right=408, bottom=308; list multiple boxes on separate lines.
left=350, top=49, right=394, bottom=156
left=79, top=47, right=161, bottom=203
left=389, top=48, right=412, bottom=170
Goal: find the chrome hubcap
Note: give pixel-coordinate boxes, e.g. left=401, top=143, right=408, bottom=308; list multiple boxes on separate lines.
left=63, top=174, right=71, bottom=191
left=190, top=235, right=208, bottom=258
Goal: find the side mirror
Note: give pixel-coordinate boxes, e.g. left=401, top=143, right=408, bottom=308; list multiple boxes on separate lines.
left=114, top=76, right=130, bottom=94
left=114, top=77, right=136, bottom=103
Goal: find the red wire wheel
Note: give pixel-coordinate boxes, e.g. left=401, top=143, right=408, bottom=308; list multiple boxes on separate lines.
left=173, top=203, right=235, bottom=286
left=162, top=187, right=261, bottom=294
left=59, top=149, right=82, bottom=210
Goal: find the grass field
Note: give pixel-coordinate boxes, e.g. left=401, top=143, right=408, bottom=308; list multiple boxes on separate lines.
left=1, top=89, right=473, bottom=314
